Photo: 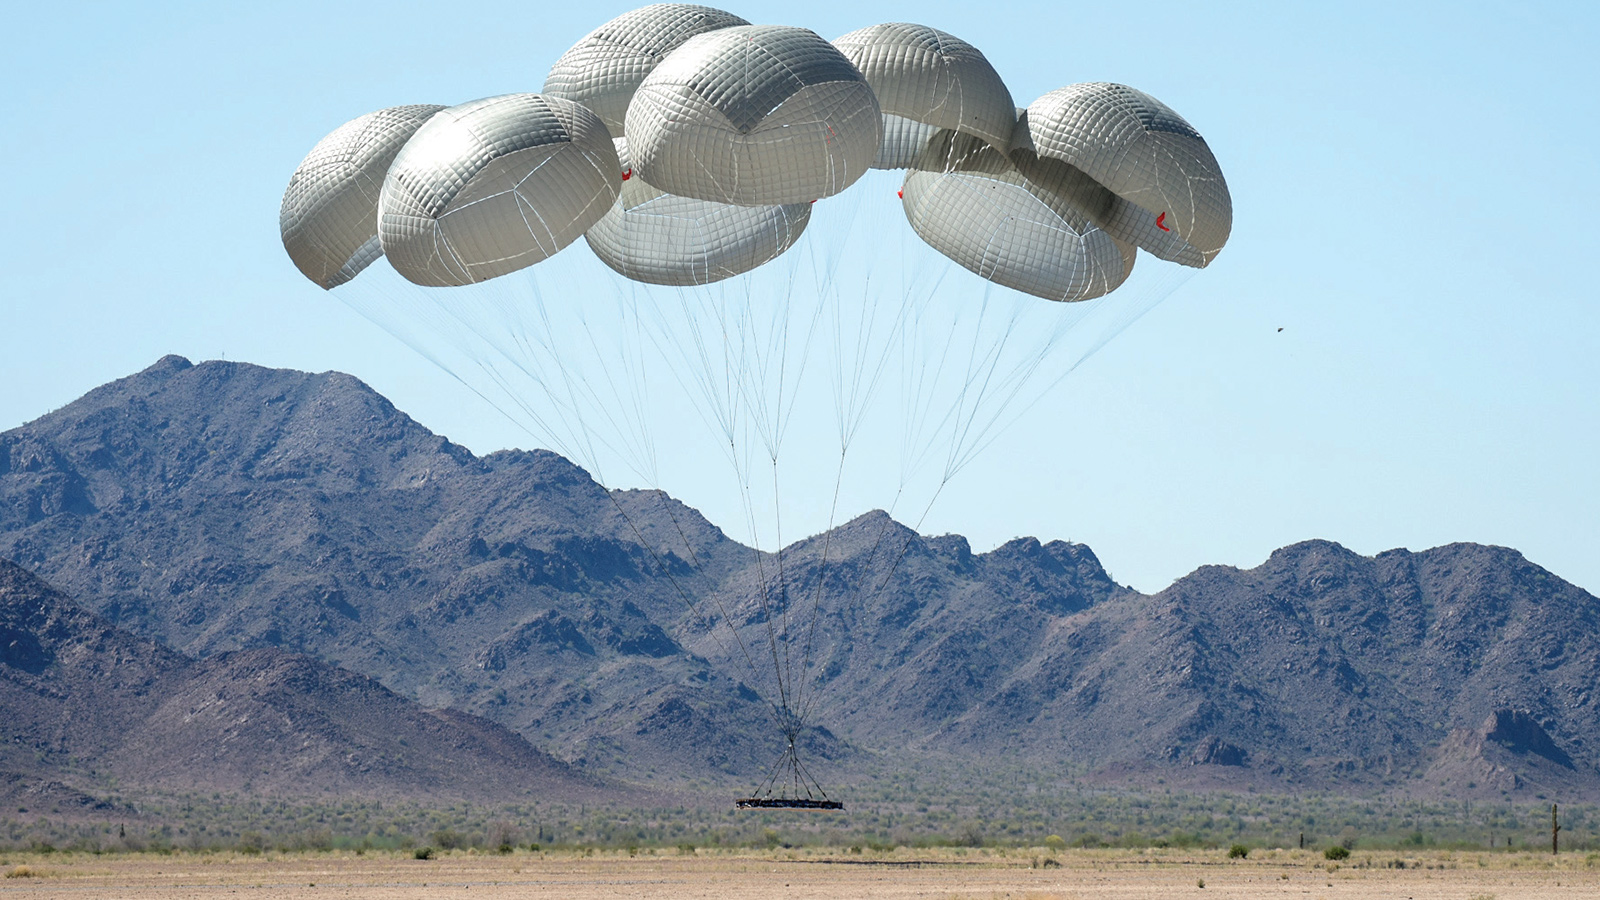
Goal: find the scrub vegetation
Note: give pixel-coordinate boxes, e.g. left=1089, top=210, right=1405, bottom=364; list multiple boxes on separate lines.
left=2, top=773, right=1589, bottom=856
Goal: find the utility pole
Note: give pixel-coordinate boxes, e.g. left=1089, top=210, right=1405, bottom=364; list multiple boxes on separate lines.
left=1553, top=803, right=1560, bottom=855
left=1299, top=832, right=1304, bottom=849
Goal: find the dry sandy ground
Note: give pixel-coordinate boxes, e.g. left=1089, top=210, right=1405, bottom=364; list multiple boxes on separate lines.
left=2, top=849, right=1595, bottom=899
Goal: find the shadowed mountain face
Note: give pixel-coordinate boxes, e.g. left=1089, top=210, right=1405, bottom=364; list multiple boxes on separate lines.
left=3, top=356, right=1598, bottom=799
left=0, top=558, right=617, bottom=805
left=0, top=355, right=778, bottom=779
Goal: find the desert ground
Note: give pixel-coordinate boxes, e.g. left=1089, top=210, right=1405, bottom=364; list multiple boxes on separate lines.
left=2, top=848, right=1595, bottom=899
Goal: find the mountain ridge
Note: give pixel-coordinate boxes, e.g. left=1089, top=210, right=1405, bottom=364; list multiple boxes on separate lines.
left=3, top=355, right=1596, bottom=800
left=0, top=556, right=633, bottom=808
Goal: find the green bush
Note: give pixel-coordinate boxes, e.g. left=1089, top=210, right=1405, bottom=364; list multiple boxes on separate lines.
left=1324, top=846, right=1350, bottom=861
left=1228, top=844, right=1249, bottom=859
left=1043, top=834, right=1066, bottom=851
left=413, top=847, right=435, bottom=860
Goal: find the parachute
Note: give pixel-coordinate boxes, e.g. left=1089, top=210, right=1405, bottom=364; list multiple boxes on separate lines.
left=585, top=137, right=812, bottom=286
left=901, top=131, right=1135, bottom=302
left=280, top=104, right=445, bottom=289
left=378, top=94, right=620, bottom=287
left=833, top=22, right=1015, bottom=154
left=543, top=3, right=751, bottom=136
left=625, top=25, right=882, bottom=206
left=1013, top=83, right=1233, bottom=267
left=280, top=7, right=1232, bottom=809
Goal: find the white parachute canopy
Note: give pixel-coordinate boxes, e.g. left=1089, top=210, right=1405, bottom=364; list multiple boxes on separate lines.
left=625, top=25, right=882, bottom=206
left=833, top=22, right=1016, bottom=160
left=585, top=137, right=812, bottom=286
left=902, top=131, right=1134, bottom=302
left=543, top=3, right=750, bottom=137
left=1013, top=83, right=1233, bottom=267
left=872, top=114, right=942, bottom=170
left=378, top=93, right=621, bottom=287
left=280, top=104, right=445, bottom=289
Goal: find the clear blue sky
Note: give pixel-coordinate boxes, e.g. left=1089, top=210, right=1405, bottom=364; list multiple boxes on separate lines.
left=2, top=1, right=1596, bottom=594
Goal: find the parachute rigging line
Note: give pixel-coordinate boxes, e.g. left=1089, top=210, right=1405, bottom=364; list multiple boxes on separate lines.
left=335, top=274, right=796, bottom=734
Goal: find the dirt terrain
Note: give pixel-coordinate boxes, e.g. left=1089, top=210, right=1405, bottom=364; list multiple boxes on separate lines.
left=2, top=849, right=1594, bottom=899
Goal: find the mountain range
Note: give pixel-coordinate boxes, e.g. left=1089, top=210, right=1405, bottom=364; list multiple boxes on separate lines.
left=2, top=355, right=1595, bottom=804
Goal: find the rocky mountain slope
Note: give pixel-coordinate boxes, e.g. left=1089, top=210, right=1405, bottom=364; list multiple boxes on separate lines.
left=0, top=557, right=618, bottom=807
left=3, top=356, right=1596, bottom=799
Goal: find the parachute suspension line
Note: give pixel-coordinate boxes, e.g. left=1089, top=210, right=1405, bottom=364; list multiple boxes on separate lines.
left=650, top=488, right=705, bottom=571
left=624, top=277, right=800, bottom=724
left=771, top=207, right=872, bottom=718
left=340, top=286, right=785, bottom=728
left=791, top=243, right=926, bottom=728
left=446, top=275, right=614, bottom=479
left=560, top=280, right=660, bottom=483
left=788, top=450, right=847, bottom=726
left=520, top=279, right=614, bottom=484
left=841, top=265, right=1199, bottom=641
left=823, top=287, right=977, bottom=635
left=764, top=232, right=855, bottom=733
left=771, top=202, right=918, bottom=736
left=334, top=289, right=572, bottom=458
left=939, top=286, right=1034, bottom=483
left=962, top=261, right=1197, bottom=468
left=777, top=233, right=855, bottom=710
left=335, top=274, right=600, bottom=474
left=343, top=266, right=801, bottom=732
left=695, top=270, right=801, bottom=725
left=746, top=718, right=831, bottom=804
left=639, top=199, right=875, bottom=759
left=596, top=486, right=789, bottom=733
left=864, top=294, right=1069, bottom=612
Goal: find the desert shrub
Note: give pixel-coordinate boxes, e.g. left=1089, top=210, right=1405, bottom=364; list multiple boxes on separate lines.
left=1228, top=844, right=1249, bottom=859
left=1043, top=834, right=1066, bottom=851
left=413, top=847, right=435, bottom=860
left=1324, top=846, right=1350, bottom=860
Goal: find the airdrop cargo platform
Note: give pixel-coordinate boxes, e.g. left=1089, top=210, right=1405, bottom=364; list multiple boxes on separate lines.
left=735, top=797, right=844, bottom=810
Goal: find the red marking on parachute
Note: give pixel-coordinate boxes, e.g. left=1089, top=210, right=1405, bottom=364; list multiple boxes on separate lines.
left=897, top=189, right=903, bottom=199
left=621, top=168, right=632, bottom=181
left=810, top=199, right=817, bottom=204
left=1156, top=211, right=1170, bottom=232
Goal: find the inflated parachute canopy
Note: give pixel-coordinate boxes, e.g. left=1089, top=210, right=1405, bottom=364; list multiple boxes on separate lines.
left=586, top=138, right=811, bottom=286
left=902, top=130, right=1134, bottom=302
left=874, top=114, right=941, bottom=170
left=1012, top=83, right=1231, bottom=268
left=833, top=23, right=1014, bottom=168
left=625, top=25, right=882, bottom=207
left=378, top=94, right=621, bottom=287
left=280, top=105, right=445, bottom=289
left=543, top=3, right=749, bottom=137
